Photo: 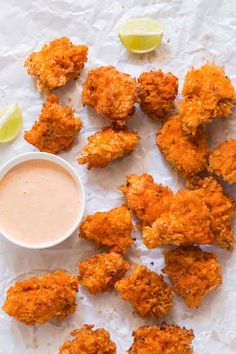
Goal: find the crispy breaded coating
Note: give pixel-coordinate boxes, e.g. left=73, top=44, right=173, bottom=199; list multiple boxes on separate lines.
left=79, top=205, right=135, bottom=253
left=128, top=324, right=194, bottom=354
left=24, top=37, right=88, bottom=92
left=58, top=325, right=116, bottom=354
left=78, top=252, right=130, bottom=295
left=156, top=115, right=209, bottom=180
left=78, top=127, right=139, bottom=169
left=142, top=177, right=236, bottom=250
left=208, top=139, right=236, bottom=184
left=142, top=189, right=214, bottom=248
left=24, top=95, right=82, bottom=154
left=82, top=66, right=138, bottom=126
left=179, top=63, right=236, bottom=134
left=2, top=271, right=78, bottom=326
left=163, top=246, right=222, bottom=308
left=120, top=174, right=173, bottom=227
left=138, top=70, right=178, bottom=119
left=115, top=265, right=172, bottom=318
left=194, top=177, right=236, bottom=250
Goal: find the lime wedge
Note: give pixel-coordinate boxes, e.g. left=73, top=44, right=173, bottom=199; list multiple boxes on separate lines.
left=118, top=18, right=163, bottom=53
left=0, top=104, right=23, bottom=143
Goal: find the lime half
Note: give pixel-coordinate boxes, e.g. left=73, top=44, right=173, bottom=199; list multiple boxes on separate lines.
left=0, top=104, right=23, bottom=143
left=118, top=18, right=163, bottom=53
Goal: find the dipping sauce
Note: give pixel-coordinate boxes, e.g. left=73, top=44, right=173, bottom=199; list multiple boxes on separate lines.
left=0, top=159, right=81, bottom=246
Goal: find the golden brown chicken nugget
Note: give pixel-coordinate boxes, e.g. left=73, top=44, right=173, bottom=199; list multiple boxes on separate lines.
left=2, top=271, right=78, bottom=326
left=78, top=127, right=139, bottom=169
left=142, top=177, right=236, bottom=251
left=115, top=265, right=172, bottom=318
left=120, top=174, right=173, bottom=227
left=78, top=252, right=130, bottom=295
left=179, top=63, right=236, bottom=134
left=128, top=324, right=194, bottom=354
left=193, top=177, right=236, bottom=250
left=25, top=37, right=88, bottom=92
left=82, top=66, right=138, bottom=126
left=156, top=115, right=209, bottom=181
left=24, top=95, right=82, bottom=154
left=58, top=325, right=116, bottom=354
left=138, top=70, right=178, bottom=119
left=163, top=246, right=222, bottom=308
left=208, top=139, right=236, bottom=184
left=79, top=205, right=135, bottom=253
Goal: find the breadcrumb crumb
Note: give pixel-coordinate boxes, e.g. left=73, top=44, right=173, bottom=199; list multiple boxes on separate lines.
left=79, top=205, right=135, bottom=253
left=115, top=265, right=172, bottom=318
left=163, top=246, right=222, bottom=308
left=2, top=271, right=78, bottom=326
left=24, top=37, right=88, bottom=92
left=78, top=252, right=130, bottom=295
left=24, top=95, right=82, bottom=154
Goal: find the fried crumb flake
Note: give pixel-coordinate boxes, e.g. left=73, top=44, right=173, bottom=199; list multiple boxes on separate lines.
left=24, top=37, right=88, bottom=92
left=58, top=325, right=116, bottom=354
left=128, top=324, right=194, bottom=354
left=120, top=174, right=173, bottom=227
left=142, top=177, right=235, bottom=251
left=78, top=252, right=130, bottom=295
left=208, top=139, right=236, bottom=184
left=79, top=205, right=135, bottom=253
left=115, top=265, right=172, bottom=318
left=2, top=271, right=78, bottom=326
left=78, top=127, right=139, bottom=169
left=138, top=70, right=178, bottom=119
left=163, top=246, right=222, bottom=308
left=156, top=115, right=209, bottom=180
left=24, top=95, right=82, bottom=154
left=179, top=63, right=236, bottom=134
left=82, top=66, right=138, bottom=126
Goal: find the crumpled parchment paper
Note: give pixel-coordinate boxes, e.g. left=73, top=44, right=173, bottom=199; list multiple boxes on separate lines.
left=0, top=0, right=236, bottom=353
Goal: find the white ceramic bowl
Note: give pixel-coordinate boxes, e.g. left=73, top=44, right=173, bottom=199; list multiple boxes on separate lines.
left=0, top=152, right=85, bottom=249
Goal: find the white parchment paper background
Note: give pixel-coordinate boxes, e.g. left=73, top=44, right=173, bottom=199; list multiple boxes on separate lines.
left=0, top=0, right=236, bottom=353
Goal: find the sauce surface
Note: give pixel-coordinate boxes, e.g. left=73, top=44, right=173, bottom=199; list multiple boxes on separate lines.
left=0, top=159, right=81, bottom=245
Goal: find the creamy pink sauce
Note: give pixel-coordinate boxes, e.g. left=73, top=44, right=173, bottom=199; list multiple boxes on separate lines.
left=0, top=159, right=81, bottom=245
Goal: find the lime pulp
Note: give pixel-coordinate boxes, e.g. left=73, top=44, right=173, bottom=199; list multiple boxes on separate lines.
left=0, top=104, right=23, bottom=143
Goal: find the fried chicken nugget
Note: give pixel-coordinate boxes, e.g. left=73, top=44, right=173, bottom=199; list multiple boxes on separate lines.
left=78, top=127, right=139, bottom=169
left=24, top=95, right=82, bottom=154
left=115, top=265, right=172, bottom=318
left=208, top=139, right=236, bottom=184
left=58, top=325, right=116, bottom=354
left=79, top=205, right=135, bottom=253
left=120, top=174, right=173, bottom=227
left=156, top=115, right=209, bottom=180
left=78, top=252, right=130, bottom=295
left=142, top=177, right=236, bottom=250
left=82, top=66, right=138, bottom=126
left=128, top=324, right=194, bottom=354
left=179, top=63, right=236, bottom=134
left=24, top=37, right=88, bottom=92
left=138, top=70, right=178, bottom=119
left=194, top=177, right=236, bottom=250
left=2, top=271, right=78, bottom=326
left=163, top=246, right=222, bottom=308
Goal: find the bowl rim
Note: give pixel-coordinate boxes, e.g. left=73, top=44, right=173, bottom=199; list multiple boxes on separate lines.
left=0, top=152, right=85, bottom=249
